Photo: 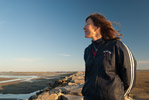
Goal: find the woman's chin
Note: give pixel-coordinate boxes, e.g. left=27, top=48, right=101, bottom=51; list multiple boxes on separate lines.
left=85, top=33, right=91, bottom=38
left=85, top=35, right=90, bottom=38
left=85, top=35, right=88, bottom=38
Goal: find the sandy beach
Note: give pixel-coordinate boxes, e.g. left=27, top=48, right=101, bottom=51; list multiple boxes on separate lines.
left=130, top=70, right=149, bottom=99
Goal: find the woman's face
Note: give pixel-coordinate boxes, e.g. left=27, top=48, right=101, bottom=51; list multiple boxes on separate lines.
left=83, top=18, right=97, bottom=38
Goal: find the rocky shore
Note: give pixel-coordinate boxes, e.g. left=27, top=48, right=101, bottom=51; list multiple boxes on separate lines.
left=28, top=72, right=84, bottom=100
left=27, top=71, right=149, bottom=100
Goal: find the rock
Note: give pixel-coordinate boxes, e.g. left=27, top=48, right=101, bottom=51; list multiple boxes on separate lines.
left=37, top=92, right=60, bottom=100
left=73, top=80, right=84, bottom=84
left=28, top=95, right=38, bottom=100
left=28, top=71, right=136, bottom=100
left=55, top=84, right=83, bottom=96
left=54, top=87, right=70, bottom=94
left=28, top=72, right=85, bottom=100
left=58, top=94, right=83, bottom=100
left=68, top=82, right=77, bottom=86
left=49, top=88, right=62, bottom=94
left=70, top=72, right=84, bottom=85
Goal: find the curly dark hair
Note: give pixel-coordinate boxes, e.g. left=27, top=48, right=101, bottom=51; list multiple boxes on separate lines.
left=86, top=13, right=122, bottom=40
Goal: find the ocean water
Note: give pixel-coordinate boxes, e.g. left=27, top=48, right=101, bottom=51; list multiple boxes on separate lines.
left=0, top=91, right=39, bottom=100
left=0, top=75, right=39, bottom=99
left=0, top=72, right=70, bottom=100
left=0, top=75, right=38, bottom=84
left=0, top=93, right=35, bottom=99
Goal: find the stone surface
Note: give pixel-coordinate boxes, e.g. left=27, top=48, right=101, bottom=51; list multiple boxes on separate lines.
left=58, top=94, right=83, bottom=100
left=37, top=92, right=59, bottom=100
left=28, top=95, right=38, bottom=100
left=27, top=71, right=135, bottom=100
left=28, top=72, right=85, bottom=100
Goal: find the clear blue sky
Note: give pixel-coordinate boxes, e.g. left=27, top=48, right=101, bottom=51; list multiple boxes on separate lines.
left=0, top=0, right=148, bottom=71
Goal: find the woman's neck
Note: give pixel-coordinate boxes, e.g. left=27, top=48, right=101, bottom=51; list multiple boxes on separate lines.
left=92, top=36, right=102, bottom=41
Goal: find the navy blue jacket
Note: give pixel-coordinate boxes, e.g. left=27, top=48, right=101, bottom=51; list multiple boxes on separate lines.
left=82, top=38, right=137, bottom=100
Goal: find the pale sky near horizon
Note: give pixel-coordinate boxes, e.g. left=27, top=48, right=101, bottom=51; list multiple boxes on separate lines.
left=0, top=0, right=149, bottom=71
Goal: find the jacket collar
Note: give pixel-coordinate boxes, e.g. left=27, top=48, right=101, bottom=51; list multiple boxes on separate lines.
left=92, top=38, right=104, bottom=45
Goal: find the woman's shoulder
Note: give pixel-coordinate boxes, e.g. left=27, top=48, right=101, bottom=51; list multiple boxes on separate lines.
left=105, top=38, right=126, bottom=49
left=104, top=38, right=122, bottom=45
left=84, top=44, right=92, bottom=51
left=114, top=39, right=123, bottom=45
left=113, top=39, right=129, bottom=51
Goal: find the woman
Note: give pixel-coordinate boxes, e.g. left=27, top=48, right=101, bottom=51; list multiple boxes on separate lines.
left=82, top=13, right=136, bottom=100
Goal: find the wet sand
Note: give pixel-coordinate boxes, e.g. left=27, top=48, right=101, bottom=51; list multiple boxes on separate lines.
left=130, top=70, right=149, bottom=99
left=0, top=78, right=14, bottom=81
left=0, top=72, right=74, bottom=94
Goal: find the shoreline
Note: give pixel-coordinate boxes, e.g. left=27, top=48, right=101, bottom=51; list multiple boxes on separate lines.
left=0, top=71, right=148, bottom=100
left=28, top=71, right=149, bottom=100
left=28, top=71, right=84, bottom=100
left=0, top=72, right=75, bottom=94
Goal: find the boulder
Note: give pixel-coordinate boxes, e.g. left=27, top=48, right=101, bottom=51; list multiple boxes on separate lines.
left=28, top=95, right=38, bottom=100
left=28, top=72, right=84, bottom=100
left=37, top=92, right=60, bottom=100
left=58, top=94, right=83, bottom=100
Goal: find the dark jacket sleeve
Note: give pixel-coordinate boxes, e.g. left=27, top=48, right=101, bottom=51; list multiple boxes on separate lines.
left=115, top=40, right=137, bottom=96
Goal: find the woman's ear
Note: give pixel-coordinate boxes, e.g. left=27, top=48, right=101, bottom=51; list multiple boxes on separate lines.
left=96, top=27, right=101, bottom=32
